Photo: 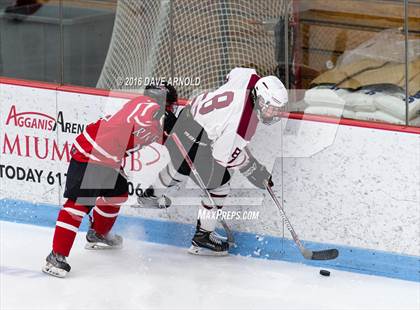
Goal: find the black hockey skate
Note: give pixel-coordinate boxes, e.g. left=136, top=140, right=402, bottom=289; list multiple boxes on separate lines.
left=189, top=224, right=229, bottom=256
left=42, top=251, right=71, bottom=278
left=136, top=186, right=171, bottom=209
left=85, top=228, right=123, bottom=250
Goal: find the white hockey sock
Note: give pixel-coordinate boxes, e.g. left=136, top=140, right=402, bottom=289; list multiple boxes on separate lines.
left=201, top=182, right=230, bottom=207
left=198, top=183, right=231, bottom=231
left=152, top=162, right=186, bottom=196
left=197, top=204, right=218, bottom=232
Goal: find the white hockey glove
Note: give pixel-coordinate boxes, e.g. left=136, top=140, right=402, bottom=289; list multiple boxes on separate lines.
left=239, top=156, right=273, bottom=189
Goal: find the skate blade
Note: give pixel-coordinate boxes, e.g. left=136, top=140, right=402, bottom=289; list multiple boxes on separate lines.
left=132, top=202, right=170, bottom=209
left=42, top=263, right=67, bottom=278
left=188, top=245, right=228, bottom=256
left=85, top=242, right=122, bottom=250
left=212, top=232, right=228, bottom=242
left=131, top=204, right=162, bottom=210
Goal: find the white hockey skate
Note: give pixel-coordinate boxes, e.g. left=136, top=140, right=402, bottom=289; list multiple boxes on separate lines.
left=84, top=228, right=123, bottom=250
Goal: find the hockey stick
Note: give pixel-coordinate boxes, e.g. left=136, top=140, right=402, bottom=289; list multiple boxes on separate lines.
left=171, top=133, right=235, bottom=246
left=265, top=184, right=339, bottom=260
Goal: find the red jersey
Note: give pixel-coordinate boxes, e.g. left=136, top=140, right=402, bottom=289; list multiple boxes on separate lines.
left=71, top=96, right=162, bottom=168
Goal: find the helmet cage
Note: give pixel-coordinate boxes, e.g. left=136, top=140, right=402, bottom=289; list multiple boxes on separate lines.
left=255, top=94, right=284, bottom=125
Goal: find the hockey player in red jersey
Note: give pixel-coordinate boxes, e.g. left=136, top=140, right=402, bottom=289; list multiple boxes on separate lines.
left=138, top=68, right=288, bottom=256
left=42, top=84, right=177, bottom=278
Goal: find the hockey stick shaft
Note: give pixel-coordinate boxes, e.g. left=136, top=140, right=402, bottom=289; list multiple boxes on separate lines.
left=265, top=183, right=311, bottom=258
left=171, top=133, right=235, bottom=245
left=266, top=184, right=339, bottom=260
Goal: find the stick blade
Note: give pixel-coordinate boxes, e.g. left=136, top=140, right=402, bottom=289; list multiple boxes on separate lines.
left=310, top=249, right=339, bottom=260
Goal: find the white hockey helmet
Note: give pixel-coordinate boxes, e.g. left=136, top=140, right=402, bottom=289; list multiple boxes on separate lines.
left=253, top=76, right=288, bottom=125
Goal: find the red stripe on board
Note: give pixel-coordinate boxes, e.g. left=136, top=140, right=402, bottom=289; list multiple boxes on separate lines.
left=0, top=77, right=59, bottom=91
left=1, top=76, right=419, bottom=135
left=0, top=77, right=139, bottom=99
left=283, top=112, right=420, bottom=135
left=58, top=84, right=138, bottom=99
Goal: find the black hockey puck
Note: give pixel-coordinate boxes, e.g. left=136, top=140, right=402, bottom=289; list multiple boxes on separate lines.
left=320, top=269, right=330, bottom=276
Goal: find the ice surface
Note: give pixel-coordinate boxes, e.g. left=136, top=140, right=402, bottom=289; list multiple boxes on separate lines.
left=1, top=221, right=419, bottom=310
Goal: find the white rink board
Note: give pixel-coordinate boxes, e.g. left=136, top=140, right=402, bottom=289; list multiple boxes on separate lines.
left=0, top=83, right=419, bottom=257
left=281, top=119, right=420, bottom=256
left=0, top=84, right=169, bottom=206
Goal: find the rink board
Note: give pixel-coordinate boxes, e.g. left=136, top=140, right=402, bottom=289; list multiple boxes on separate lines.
left=1, top=198, right=419, bottom=282
left=0, top=78, right=419, bottom=282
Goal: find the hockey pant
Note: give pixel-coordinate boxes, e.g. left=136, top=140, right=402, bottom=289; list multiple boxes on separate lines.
left=156, top=107, right=232, bottom=232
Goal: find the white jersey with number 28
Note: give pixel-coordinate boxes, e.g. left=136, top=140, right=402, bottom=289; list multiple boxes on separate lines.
left=189, top=67, right=261, bottom=169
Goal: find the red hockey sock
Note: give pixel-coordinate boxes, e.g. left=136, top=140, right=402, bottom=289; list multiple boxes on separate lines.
left=92, top=197, right=122, bottom=236
left=52, top=199, right=89, bottom=257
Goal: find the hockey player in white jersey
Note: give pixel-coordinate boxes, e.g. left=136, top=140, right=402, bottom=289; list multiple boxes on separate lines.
left=138, top=67, right=288, bottom=255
